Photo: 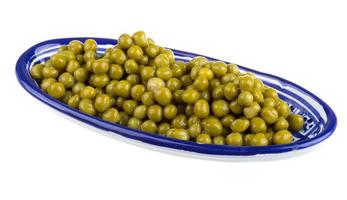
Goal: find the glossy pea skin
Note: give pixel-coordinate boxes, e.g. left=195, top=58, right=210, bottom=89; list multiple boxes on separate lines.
left=250, top=117, right=267, bottom=133
left=276, top=101, right=291, bottom=118
left=118, top=34, right=134, bottom=49
left=182, top=89, right=200, bottom=104
left=203, top=117, right=223, bottom=137
left=239, top=75, right=254, bottom=91
left=250, top=133, right=269, bottom=146
left=274, top=117, right=289, bottom=131
left=42, top=65, right=59, bottom=79
left=58, top=72, right=75, bottom=88
left=80, top=86, right=96, bottom=99
left=156, top=67, right=173, bottom=81
left=154, top=54, right=170, bottom=68
left=154, top=87, right=172, bottom=106
left=111, top=48, right=127, bottom=65
left=51, top=53, right=67, bottom=70
left=188, top=123, right=201, bottom=139
left=157, top=123, right=171, bottom=136
left=30, top=64, right=44, bottom=80
left=163, top=104, right=178, bottom=120
left=288, top=114, right=304, bottom=132
left=260, top=106, right=279, bottom=124
left=171, top=114, right=187, bottom=129
left=193, top=76, right=209, bottom=91
left=94, top=94, right=112, bottom=113
left=196, top=133, right=212, bottom=144
left=74, top=68, right=89, bottom=83
left=273, top=130, right=293, bottom=145
left=127, top=45, right=143, bottom=61
left=66, top=60, right=80, bottom=74
left=84, top=39, right=97, bottom=52
left=115, top=80, right=132, bottom=98
left=237, top=91, right=254, bottom=107
left=145, top=43, right=159, bottom=58
left=224, top=83, right=239, bottom=101
left=47, top=82, right=65, bottom=99
left=68, top=40, right=83, bottom=54
left=211, top=61, right=227, bottom=77
left=68, top=94, right=81, bottom=108
left=140, top=120, right=157, bottom=133
left=147, top=77, right=165, bottom=92
left=226, top=133, right=243, bottom=146
left=127, top=117, right=142, bottom=129
left=79, top=99, right=96, bottom=116
left=92, top=59, right=109, bottom=75
left=132, top=31, right=148, bottom=47
left=147, top=105, right=163, bottom=123
left=123, top=100, right=138, bottom=115
left=108, top=64, right=124, bottom=80
left=230, top=119, right=250, bottom=133
left=194, top=99, right=210, bottom=119
left=102, top=108, right=121, bottom=123
left=213, top=136, right=226, bottom=145
left=172, top=129, right=190, bottom=141
left=212, top=100, right=230, bottom=117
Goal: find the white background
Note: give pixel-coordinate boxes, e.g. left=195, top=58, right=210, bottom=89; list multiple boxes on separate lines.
left=0, top=0, right=346, bottom=199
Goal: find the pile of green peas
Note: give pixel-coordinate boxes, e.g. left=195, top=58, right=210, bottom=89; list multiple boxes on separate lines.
left=30, top=31, right=304, bottom=146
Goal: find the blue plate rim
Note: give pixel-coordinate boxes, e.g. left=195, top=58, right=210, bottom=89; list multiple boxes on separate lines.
left=15, top=37, right=337, bottom=156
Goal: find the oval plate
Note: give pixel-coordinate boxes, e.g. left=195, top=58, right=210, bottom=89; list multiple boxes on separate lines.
left=16, top=38, right=337, bottom=157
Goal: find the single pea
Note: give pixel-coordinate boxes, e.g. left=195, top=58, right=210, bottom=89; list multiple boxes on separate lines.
left=250, top=117, right=267, bottom=133
left=127, top=45, right=144, bottom=61
left=230, top=119, right=250, bottom=133
left=140, top=120, right=157, bottom=133
left=124, top=59, right=139, bottom=74
left=76, top=54, right=85, bottom=65
left=91, top=74, right=110, bottom=88
left=141, top=66, right=155, bottom=81
left=260, top=106, right=279, bottom=124
left=94, top=94, right=112, bottom=112
left=123, top=100, right=138, bottom=115
left=264, top=88, right=279, bottom=99
left=237, top=91, right=254, bottom=107
left=130, top=84, right=146, bottom=101
left=80, top=86, right=96, bottom=99
left=79, top=99, right=96, bottom=116
left=92, top=59, right=109, bottom=75
left=211, top=61, right=227, bottom=77
left=84, top=50, right=97, bottom=62
left=42, top=65, right=59, bottom=79
left=250, top=133, right=269, bottom=146
left=210, top=78, right=221, bottom=89
left=105, top=80, right=118, bottom=97
left=147, top=77, right=165, bottom=92
left=68, top=40, right=83, bottom=54
left=262, top=98, right=276, bottom=107
left=147, top=105, right=163, bottom=123
left=252, top=88, right=264, bottom=103
left=163, top=104, right=178, bottom=120
left=157, top=123, right=171, bottom=136
left=273, top=130, right=293, bottom=145
left=198, top=68, right=214, bottom=80
left=188, top=123, right=201, bottom=139
left=156, top=67, right=173, bottom=81
left=224, top=83, right=239, bottom=101
left=200, top=90, right=211, bottom=102
left=41, top=78, right=56, bottom=92
left=274, top=117, right=289, bottom=131
left=193, top=76, right=209, bottom=91
left=114, top=97, right=125, bottom=110
left=239, top=75, right=254, bottom=91
left=61, top=50, right=76, bottom=61
left=212, top=85, right=225, bottom=100
left=226, top=133, right=243, bottom=146
left=140, top=91, right=154, bottom=106
left=287, top=114, right=304, bottom=132
left=171, top=62, right=185, bottom=78
left=51, top=53, right=67, bottom=70
left=227, top=63, right=240, bottom=74
left=203, top=117, right=223, bottom=137
left=126, top=74, right=141, bottom=85
left=133, top=105, right=147, bottom=119
left=118, top=33, right=134, bottom=49
left=30, top=64, right=44, bottom=80
left=171, top=129, right=190, bottom=141
left=67, top=94, right=80, bottom=108
left=213, top=136, right=226, bottom=145
left=188, top=56, right=208, bottom=69
left=171, top=114, right=188, bottom=129
left=196, top=133, right=212, bottom=144
left=102, top=108, right=121, bottom=123
left=166, top=78, right=182, bottom=92
left=154, top=54, right=170, bottom=68
left=84, top=39, right=97, bottom=52
left=110, top=48, right=127, bottom=65
left=108, top=64, right=124, bottom=80
left=73, top=68, right=89, bottom=83
left=276, top=101, right=291, bottom=118
left=182, top=89, right=200, bottom=104
left=161, top=49, right=174, bottom=64
left=58, top=72, right=75, bottom=88
left=132, top=31, right=148, bottom=47
left=244, top=134, right=253, bottom=146
left=115, top=80, right=132, bottom=98
left=154, top=87, right=172, bottom=106
left=212, top=100, right=230, bottom=117
left=145, top=43, right=159, bottom=58
left=61, top=91, right=73, bottom=104
left=127, top=117, right=142, bottom=129
left=47, top=82, right=65, bottom=99
left=194, top=99, right=210, bottom=119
